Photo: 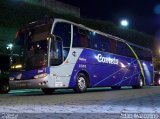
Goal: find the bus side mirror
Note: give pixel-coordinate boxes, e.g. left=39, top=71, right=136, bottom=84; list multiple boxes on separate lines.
left=48, top=34, right=56, bottom=40
left=49, top=34, right=63, bottom=43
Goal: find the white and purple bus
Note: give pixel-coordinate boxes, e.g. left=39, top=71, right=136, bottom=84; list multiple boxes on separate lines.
left=9, top=18, right=153, bottom=94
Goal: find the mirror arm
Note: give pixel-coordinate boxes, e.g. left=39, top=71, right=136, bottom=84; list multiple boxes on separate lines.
left=48, top=33, right=55, bottom=39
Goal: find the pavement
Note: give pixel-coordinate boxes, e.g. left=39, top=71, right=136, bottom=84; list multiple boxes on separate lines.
left=0, top=86, right=160, bottom=119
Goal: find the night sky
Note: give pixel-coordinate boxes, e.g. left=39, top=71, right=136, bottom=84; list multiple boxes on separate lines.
left=58, top=0, right=160, bottom=36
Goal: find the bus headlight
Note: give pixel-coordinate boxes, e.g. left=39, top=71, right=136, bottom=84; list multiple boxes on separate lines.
left=11, top=64, right=22, bottom=69
left=34, top=73, right=47, bottom=79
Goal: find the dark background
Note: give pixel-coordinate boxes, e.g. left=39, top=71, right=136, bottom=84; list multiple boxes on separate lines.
left=58, top=0, right=160, bottom=36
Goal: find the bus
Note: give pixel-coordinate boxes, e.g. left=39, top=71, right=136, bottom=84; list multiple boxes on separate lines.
left=9, top=18, right=153, bottom=94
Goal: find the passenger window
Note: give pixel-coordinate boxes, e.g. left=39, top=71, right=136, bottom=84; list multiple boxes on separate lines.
left=101, top=37, right=111, bottom=52
left=116, top=41, right=134, bottom=57
left=88, top=31, right=98, bottom=50
left=111, top=40, right=117, bottom=54
left=73, top=26, right=90, bottom=48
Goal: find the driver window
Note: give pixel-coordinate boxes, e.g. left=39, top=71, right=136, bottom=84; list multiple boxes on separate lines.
left=50, top=36, right=63, bottom=66
left=53, top=22, right=71, bottom=61
left=53, top=22, right=71, bottom=47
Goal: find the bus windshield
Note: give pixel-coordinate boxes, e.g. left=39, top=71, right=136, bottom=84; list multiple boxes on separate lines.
left=12, top=24, right=51, bottom=70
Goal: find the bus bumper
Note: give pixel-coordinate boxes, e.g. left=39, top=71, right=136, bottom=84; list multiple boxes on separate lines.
left=9, top=78, right=50, bottom=89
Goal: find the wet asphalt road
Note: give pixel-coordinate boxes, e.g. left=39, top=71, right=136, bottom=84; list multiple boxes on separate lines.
left=0, top=86, right=160, bottom=119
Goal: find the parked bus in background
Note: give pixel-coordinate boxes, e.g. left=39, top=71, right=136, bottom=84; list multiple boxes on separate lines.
left=9, top=18, right=153, bottom=94
left=154, top=71, right=160, bottom=86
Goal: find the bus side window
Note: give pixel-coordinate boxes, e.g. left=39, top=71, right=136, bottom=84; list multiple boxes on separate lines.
left=140, top=49, right=150, bottom=61
left=111, top=39, right=117, bottom=54
left=73, top=26, right=90, bottom=48
left=96, top=34, right=102, bottom=51
left=89, top=31, right=98, bottom=50
left=101, top=36, right=110, bottom=52
left=116, top=41, right=128, bottom=56
left=73, top=26, right=80, bottom=47
left=131, top=46, right=143, bottom=59
left=115, top=41, right=131, bottom=57
left=88, top=32, right=111, bottom=52
left=79, top=28, right=90, bottom=48
left=144, top=50, right=152, bottom=61
left=136, top=48, right=152, bottom=61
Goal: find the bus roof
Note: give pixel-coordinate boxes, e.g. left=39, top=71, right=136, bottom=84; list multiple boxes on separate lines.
left=19, top=18, right=53, bottom=31
left=20, top=18, right=152, bottom=52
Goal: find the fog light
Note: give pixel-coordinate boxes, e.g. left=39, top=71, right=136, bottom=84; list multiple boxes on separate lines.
left=9, top=77, right=14, bottom=81
left=34, top=73, right=47, bottom=79
left=38, top=82, right=43, bottom=86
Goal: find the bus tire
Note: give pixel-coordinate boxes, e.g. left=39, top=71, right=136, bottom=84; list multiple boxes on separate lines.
left=74, top=73, right=88, bottom=93
left=132, top=75, right=143, bottom=89
left=111, top=86, right=121, bottom=90
left=0, top=82, right=10, bottom=94
left=41, top=88, right=55, bottom=94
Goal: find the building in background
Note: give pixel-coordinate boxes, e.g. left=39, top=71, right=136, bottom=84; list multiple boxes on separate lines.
left=0, top=0, right=80, bottom=54
left=24, top=0, right=80, bottom=17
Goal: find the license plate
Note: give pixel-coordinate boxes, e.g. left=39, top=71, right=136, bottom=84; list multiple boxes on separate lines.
left=16, top=82, right=28, bottom=87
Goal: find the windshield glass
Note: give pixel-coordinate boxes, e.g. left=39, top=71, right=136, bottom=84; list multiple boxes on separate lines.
left=12, top=24, right=51, bottom=71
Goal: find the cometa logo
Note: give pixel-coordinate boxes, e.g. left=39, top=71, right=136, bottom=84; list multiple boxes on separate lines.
left=96, top=54, right=119, bottom=65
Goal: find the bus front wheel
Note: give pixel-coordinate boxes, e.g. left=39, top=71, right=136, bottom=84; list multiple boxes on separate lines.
left=41, top=88, right=55, bottom=94
left=0, top=83, right=10, bottom=94
left=74, top=73, right=88, bottom=93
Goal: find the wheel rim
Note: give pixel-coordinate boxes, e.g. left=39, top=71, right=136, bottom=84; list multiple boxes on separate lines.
left=78, top=77, right=86, bottom=90
left=140, top=78, right=143, bottom=87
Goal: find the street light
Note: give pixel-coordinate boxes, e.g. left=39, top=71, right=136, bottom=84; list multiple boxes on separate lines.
left=6, top=43, right=14, bottom=65
left=6, top=43, right=13, bottom=50
left=120, top=19, right=129, bottom=27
